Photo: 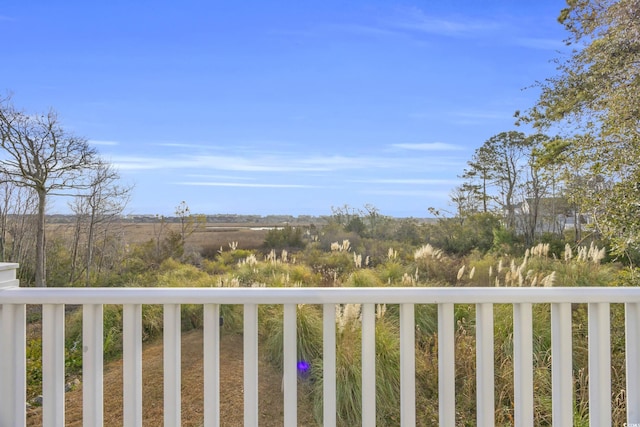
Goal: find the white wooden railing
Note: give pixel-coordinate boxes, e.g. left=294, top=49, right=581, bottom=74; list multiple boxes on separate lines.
left=1, top=261, right=640, bottom=426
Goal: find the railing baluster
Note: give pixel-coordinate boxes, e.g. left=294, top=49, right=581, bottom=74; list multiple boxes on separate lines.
left=588, top=302, right=611, bottom=427
left=0, top=303, right=26, bottom=427
left=204, top=303, right=220, bottom=427
left=123, top=304, right=143, bottom=427
left=244, top=303, right=259, bottom=426
left=400, top=303, right=416, bottom=425
left=513, top=303, right=533, bottom=427
left=42, top=303, right=65, bottom=427
left=323, top=303, right=337, bottom=427
left=438, top=303, right=455, bottom=427
left=362, top=303, right=376, bottom=426
left=164, top=304, right=181, bottom=427
left=283, top=303, right=297, bottom=427
left=551, top=302, right=572, bottom=427
left=626, top=302, right=640, bottom=424
left=83, top=303, right=104, bottom=426
left=476, top=303, right=494, bottom=427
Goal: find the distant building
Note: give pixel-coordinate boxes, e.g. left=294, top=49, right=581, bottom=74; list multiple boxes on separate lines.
left=513, top=197, right=590, bottom=236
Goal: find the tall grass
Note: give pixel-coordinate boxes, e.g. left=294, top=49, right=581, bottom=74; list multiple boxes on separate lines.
left=32, top=236, right=632, bottom=424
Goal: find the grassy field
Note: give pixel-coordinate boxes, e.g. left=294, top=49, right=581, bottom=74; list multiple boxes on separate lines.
left=49, top=221, right=277, bottom=254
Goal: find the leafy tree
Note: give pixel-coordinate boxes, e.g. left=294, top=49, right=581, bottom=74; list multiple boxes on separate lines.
left=521, top=0, right=640, bottom=258
left=465, top=131, right=535, bottom=229
left=0, top=99, right=98, bottom=286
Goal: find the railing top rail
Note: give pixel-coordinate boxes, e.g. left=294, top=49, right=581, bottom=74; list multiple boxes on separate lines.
left=2, top=286, right=640, bottom=305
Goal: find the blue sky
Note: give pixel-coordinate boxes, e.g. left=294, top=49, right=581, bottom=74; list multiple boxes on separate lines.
left=1, top=1, right=567, bottom=217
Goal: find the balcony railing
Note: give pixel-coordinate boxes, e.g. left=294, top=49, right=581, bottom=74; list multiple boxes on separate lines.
left=1, top=261, right=640, bottom=426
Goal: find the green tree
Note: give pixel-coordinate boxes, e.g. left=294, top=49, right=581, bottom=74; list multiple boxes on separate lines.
left=522, top=0, right=640, bottom=258
left=465, top=131, right=535, bottom=229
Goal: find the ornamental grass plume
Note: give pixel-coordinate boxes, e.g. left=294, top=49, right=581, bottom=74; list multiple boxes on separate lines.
left=353, top=253, right=362, bottom=268
left=414, top=244, right=443, bottom=260
left=457, top=265, right=465, bottom=281
left=240, top=254, right=258, bottom=266
left=336, top=303, right=361, bottom=332
left=541, top=271, right=556, bottom=287
left=564, top=243, right=573, bottom=262
left=587, top=242, right=606, bottom=264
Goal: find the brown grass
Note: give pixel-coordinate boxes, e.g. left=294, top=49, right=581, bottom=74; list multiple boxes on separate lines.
left=49, top=222, right=272, bottom=254
left=26, top=329, right=317, bottom=426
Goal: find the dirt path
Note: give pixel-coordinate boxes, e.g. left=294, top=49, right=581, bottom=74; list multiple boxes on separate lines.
left=27, top=330, right=317, bottom=426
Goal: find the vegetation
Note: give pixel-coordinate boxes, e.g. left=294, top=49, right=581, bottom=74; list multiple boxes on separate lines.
left=20, top=209, right=633, bottom=425
left=518, top=0, right=640, bottom=261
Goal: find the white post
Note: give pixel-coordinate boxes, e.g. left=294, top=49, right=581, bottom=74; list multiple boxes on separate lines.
left=164, top=304, right=181, bottom=427
left=123, top=304, right=143, bottom=427
left=400, top=303, right=415, bottom=426
left=0, top=304, right=26, bottom=427
left=588, top=302, right=611, bottom=427
left=0, top=263, right=23, bottom=427
left=626, top=302, right=640, bottom=424
left=438, top=303, right=455, bottom=427
left=42, top=303, right=66, bottom=427
left=551, top=303, right=573, bottom=427
left=476, top=303, right=494, bottom=427
left=83, top=304, right=104, bottom=427
left=244, top=304, right=259, bottom=426
left=361, top=303, right=376, bottom=426
left=323, top=304, right=337, bottom=427
left=204, top=304, right=220, bottom=427
left=513, top=303, right=533, bottom=427
left=283, top=303, right=297, bottom=427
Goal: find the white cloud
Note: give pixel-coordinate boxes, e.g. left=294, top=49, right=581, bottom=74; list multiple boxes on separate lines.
left=89, top=140, right=119, bottom=146
left=389, top=7, right=501, bottom=38
left=362, top=188, right=451, bottom=198
left=391, top=142, right=463, bottom=151
left=353, top=178, right=461, bottom=185
left=177, top=181, right=317, bottom=189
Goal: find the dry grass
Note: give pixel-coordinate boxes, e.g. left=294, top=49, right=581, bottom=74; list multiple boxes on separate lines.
left=49, top=222, right=272, bottom=254
left=26, top=330, right=317, bottom=426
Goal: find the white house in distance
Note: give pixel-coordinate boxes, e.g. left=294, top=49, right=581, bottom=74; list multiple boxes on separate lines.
left=514, top=197, right=591, bottom=237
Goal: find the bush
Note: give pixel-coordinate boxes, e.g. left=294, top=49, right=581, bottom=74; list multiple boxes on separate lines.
left=263, top=225, right=305, bottom=250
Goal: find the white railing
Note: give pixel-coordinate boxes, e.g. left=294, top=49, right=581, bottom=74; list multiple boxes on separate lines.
left=1, top=261, right=640, bottom=426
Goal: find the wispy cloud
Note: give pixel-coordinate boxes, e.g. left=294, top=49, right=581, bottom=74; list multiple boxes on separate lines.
left=155, top=142, right=219, bottom=149
left=362, top=188, right=451, bottom=198
left=353, top=178, right=461, bottom=185
left=388, top=7, right=501, bottom=38
left=177, top=181, right=317, bottom=189
left=89, top=140, right=119, bottom=146
left=391, top=142, right=464, bottom=151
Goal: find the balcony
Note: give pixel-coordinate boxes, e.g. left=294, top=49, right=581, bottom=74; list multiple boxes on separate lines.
left=1, top=261, right=640, bottom=426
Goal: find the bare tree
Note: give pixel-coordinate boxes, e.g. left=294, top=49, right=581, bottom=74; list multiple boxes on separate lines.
left=0, top=98, right=98, bottom=286
left=71, top=161, right=131, bottom=285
